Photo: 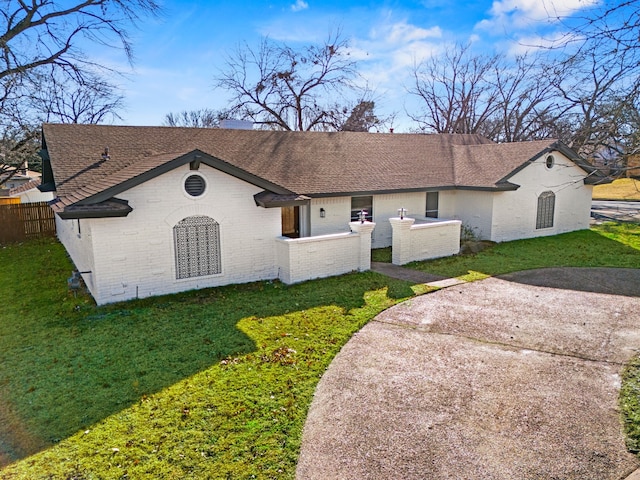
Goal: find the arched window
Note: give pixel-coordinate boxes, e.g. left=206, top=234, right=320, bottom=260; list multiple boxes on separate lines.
left=173, top=216, right=221, bottom=279
left=536, top=191, right=555, bottom=229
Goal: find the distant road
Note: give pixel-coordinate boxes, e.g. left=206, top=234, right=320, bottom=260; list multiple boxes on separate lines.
left=591, top=200, right=640, bottom=222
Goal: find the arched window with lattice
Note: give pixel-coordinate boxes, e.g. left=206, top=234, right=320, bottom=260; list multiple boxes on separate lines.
left=173, top=216, right=221, bottom=279
left=536, top=191, right=555, bottom=229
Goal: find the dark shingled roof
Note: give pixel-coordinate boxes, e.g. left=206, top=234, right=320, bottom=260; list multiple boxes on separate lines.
left=41, top=124, right=600, bottom=212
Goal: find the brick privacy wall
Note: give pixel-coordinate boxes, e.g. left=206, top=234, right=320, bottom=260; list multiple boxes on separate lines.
left=276, top=232, right=362, bottom=284
left=490, top=152, right=593, bottom=242
left=59, top=165, right=282, bottom=305
left=277, top=221, right=375, bottom=284
left=390, top=218, right=461, bottom=265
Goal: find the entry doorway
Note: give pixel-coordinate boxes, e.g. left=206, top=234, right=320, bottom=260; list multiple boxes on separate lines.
left=282, top=206, right=300, bottom=238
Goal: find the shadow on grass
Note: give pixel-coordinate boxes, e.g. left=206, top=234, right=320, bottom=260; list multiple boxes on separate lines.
left=497, top=267, right=640, bottom=297
left=0, top=239, right=415, bottom=466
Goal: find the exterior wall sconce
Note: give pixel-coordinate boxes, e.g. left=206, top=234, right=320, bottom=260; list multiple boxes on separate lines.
left=320, top=208, right=326, bottom=218
left=398, top=207, right=407, bottom=219
left=358, top=209, right=368, bottom=224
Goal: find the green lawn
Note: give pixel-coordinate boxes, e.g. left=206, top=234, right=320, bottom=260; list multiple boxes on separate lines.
left=406, top=223, right=640, bottom=281
left=1, top=223, right=639, bottom=479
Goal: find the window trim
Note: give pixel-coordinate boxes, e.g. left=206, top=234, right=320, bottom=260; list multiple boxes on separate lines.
left=545, top=155, right=555, bottom=169
left=182, top=172, right=208, bottom=199
left=426, top=191, right=439, bottom=218
left=351, top=196, right=373, bottom=222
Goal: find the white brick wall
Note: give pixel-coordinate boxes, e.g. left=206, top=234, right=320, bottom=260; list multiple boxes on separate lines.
left=310, top=197, right=351, bottom=237
left=371, top=192, right=426, bottom=247
left=56, top=215, right=97, bottom=293
left=390, top=217, right=461, bottom=265
left=490, top=152, right=592, bottom=242
left=440, top=190, right=494, bottom=240
left=63, top=165, right=282, bottom=305
left=56, top=149, right=594, bottom=304
left=277, top=221, right=374, bottom=284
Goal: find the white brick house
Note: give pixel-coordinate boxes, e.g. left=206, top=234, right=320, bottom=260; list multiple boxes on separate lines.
left=39, top=124, right=607, bottom=305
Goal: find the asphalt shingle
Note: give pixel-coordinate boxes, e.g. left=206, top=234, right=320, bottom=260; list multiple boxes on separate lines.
left=41, top=124, right=573, bottom=208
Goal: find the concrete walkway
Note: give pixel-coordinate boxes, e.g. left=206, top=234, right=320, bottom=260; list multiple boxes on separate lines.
left=370, top=262, right=467, bottom=289
left=297, top=267, right=640, bottom=479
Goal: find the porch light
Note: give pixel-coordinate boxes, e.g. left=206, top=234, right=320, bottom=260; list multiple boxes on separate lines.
left=358, top=209, right=367, bottom=224
left=398, top=207, right=407, bottom=219
left=320, top=207, right=326, bottom=218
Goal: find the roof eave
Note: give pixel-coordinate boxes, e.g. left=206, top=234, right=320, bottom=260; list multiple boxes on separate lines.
left=254, top=191, right=311, bottom=208
left=56, top=198, right=133, bottom=219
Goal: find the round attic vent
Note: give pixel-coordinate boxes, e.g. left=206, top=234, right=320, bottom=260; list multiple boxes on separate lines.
left=184, top=174, right=206, bottom=197
left=545, top=155, right=555, bottom=169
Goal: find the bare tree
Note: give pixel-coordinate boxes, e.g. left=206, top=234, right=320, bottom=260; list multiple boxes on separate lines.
left=163, top=109, right=231, bottom=128
left=29, top=68, right=125, bottom=124
left=214, top=33, right=361, bottom=131
left=540, top=0, right=640, bottom=174
left=0, top=123, right=41, bottom=183
left=407, top=44, right=502, bottom=134
left=0, top=0, right=160, bottom=185
left=0, top=0, right=161, bottom=85
left=549, top=49, right=639, bottom=161
left=559, top=0, right=640, bottom=57
left=478, top=55, right=569, bottom=143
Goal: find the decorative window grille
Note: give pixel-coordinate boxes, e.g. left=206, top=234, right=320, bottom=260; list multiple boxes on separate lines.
left=173, top=216, right=221, bottom=279
left=536, top=191, right=555, bottom=229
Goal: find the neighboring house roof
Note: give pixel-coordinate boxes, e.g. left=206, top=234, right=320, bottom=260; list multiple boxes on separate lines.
left=41, top=124, right=606, bottom=218
left=6, top=177, right=42, bottom=196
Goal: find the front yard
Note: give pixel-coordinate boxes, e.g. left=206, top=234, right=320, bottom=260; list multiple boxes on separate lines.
left=1, top=222, right=639, bottom=479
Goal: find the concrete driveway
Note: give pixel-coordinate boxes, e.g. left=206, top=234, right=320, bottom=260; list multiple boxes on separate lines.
left=296, top=268, right=640, bottom=480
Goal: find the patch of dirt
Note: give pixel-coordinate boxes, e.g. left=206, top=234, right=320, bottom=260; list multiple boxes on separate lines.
left=459, top=240, right=496, bottom=255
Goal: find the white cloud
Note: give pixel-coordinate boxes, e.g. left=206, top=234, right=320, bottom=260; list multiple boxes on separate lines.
left=370, top=18, right=442, bottom=44
left=351, top=17, right=446, bottom=106
left=478, top=0, right=599, bottom=30
left=291, top=0, right=309, bottom=12
left=385, top=22, right=442, bottom=43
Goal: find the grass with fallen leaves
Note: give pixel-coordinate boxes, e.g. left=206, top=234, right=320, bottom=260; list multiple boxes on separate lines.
left=1, top=223, right=639, bottom=478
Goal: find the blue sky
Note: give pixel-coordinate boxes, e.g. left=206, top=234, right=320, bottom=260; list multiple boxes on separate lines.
left=102, top=0, right=600, bottom=130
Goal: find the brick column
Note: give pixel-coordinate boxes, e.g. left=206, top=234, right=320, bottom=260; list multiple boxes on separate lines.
left=349, top=221, right=376, bottom=272
left=389, top=217, right=415, bottom=265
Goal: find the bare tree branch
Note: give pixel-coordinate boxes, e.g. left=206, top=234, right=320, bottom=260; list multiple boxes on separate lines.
left=407, top=43, right=501, bottom=134
left=214, top=32, right=363, bottom=131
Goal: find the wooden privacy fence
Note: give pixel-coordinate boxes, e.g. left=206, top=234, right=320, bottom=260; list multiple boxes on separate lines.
left=0, top=202, right=56, bottom=244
